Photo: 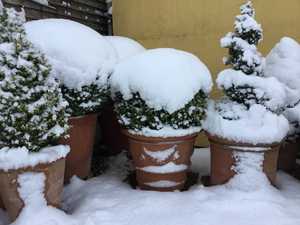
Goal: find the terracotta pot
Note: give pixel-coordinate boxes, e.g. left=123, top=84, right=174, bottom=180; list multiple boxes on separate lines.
left=98, top=105, right=128, bottom=155
left=59, top=113, right=97, bottom=183
left=278, top=139, right=299, bottom=173
left=207, top=133, right=280, bottom=186
left=0, top=158, right=66, bottom=222
left=124, top=130, right=197, bottom=192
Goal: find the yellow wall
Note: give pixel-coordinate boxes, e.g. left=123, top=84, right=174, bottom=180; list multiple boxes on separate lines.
left=113, top=0, right=300, bottom=146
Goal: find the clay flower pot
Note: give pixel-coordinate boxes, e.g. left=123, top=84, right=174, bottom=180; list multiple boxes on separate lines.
left=98, top=105, right=129, bottom=155
left=59, top=113, right=97, bottom=183
left=0, top=158, right=66, bottom=222
left=278, top=139, right=299, bottom=173
left=124, top=130, right=197, bottom=192
left=207, top=133, right=281, bottom=186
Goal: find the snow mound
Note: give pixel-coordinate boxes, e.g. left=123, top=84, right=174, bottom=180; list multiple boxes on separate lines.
left=0, top=145, right=69, bottom=171
left=265, top=37, right=300, bottom=90
left=217, top=69, right=288, bottom=111
left=105, top=36, right=145, bottom=61
left=110, top=48, right=213, bottom=113
left=203, top=101, right=289, bottom=145
left=25, top=19, right=117, bottom=89
left=265, top=37, right=300, bottom=106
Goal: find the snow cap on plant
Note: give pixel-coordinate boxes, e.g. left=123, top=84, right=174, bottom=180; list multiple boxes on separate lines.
left=110, top=48, right=213, bottom=133
left=0, top=6, right=69, bottom=152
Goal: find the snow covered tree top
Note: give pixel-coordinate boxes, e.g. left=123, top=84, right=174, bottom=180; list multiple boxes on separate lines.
left=0, top=6, right=69, bottom=152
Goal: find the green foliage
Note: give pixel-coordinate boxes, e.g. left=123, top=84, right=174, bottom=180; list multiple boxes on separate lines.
left=114, top=91, right=208, bottom=131
left=62, top=83, right=109, bottom=117
left=0, top=7, right=69, bottom=152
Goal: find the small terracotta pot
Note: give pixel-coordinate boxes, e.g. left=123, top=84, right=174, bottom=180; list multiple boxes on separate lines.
left=59, top=113, right=97, bottom=183
left=98, top=105, right=129, bottom=155
left=0, top=158, right=66, bottom=222
left=124, top=130, right=197, bottom=192
left=207, top=133, right=280, bottom=186
left=278, top=139, right=299, bottom=173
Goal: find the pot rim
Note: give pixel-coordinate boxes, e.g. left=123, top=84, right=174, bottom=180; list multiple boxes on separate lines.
left=69, top=113, right=98, bottom=120
left=122, top=129, right=198, bottom=142
left=206, top=132, right=282, bottom=153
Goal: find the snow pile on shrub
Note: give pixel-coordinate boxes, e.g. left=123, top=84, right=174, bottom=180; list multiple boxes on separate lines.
left=105, top=36, right=145, bottom=61
left=25, top=19, right=116, bottom=89
left=0, top=145, right=69, bottom=171
left=111, top=48, right=212, bottom=135
left=265, top=37, right=300, bottom=91
left=204, top=101, right=289, bottom=144
left=25, top=19, right=116, bottom=116
left=111, top=48, right=212, bottom=113
left=217, top=69, right=288, bottom=112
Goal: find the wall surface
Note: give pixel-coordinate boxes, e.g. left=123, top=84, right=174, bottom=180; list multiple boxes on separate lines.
left=113, top=0, right=300, bottom=145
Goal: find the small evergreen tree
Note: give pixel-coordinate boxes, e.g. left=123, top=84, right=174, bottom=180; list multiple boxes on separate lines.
left=218, top=1, right=283, bottom=112
left=0, top=5, right=69, bottom=152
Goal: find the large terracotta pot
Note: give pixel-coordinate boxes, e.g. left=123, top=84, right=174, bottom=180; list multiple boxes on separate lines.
left=207, top=133, right=281, bottom=186
left=59, top=113, right=97, bottom=183
left=124, top=130, right=197, bottom=192
left=98, top=105, right=128, bottom=155
left=278, top=139, right=299, bottom=173
left=0, top=158, right=66, bottom=222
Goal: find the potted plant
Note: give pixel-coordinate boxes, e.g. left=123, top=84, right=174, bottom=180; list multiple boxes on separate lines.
left=264, top=37, right=300, bottom=173
left=203, top=1, right=289, bottom=187
left=0, top=6, right=69, bottom=222
left=24, top=19, right=114, bottom=183
left=110, top=48, right=212, bottom=191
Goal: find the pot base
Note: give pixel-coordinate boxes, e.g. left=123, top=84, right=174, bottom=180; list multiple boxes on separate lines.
left=0, top=158, right=66, bottom=222
left=124, top=131, right=198, bottom=192
left=207, top=133, right=280, bottom=186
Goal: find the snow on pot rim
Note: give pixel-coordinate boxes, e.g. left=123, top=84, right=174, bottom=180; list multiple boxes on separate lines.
left=105, top=36, right=146, bottom=62
left=110, top=48, right=213, bottom=114
left=25, top=19, right=117, bottom=90
left=203, top=101, right=289, bottom=146
left=0, top=145, right=70, bottom=172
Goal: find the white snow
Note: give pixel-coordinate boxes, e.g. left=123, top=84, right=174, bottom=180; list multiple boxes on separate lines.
left=203, top=101, right=289, bottom=145
left=1, top=149, right=300, bottom=225
left=105, top=36, right=145, bottom=61
left=25, top=19, right=117, bottom=89
left=0, top=145, right=69, bottom=171
left=226, top=151, right=270, bottom=192
left=145, top=180, right=183, bottom=188
left=265, top=37, right=300, bottom=91
left=129, top=126, right=201, bottom=138
left=110, top=48, right=213, bottom=113
left=12, top=172, right=75, bottom=225
left=265, top=37, right=300, bottom=106
left=143, top=145, right=177, bottom=163
left=137, top=162, right=188, bottom=174
left=217, top=69, right=288, bottom=111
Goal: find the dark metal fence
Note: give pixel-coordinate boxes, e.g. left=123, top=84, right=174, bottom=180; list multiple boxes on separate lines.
left=3, top=0, right=110, bottom=35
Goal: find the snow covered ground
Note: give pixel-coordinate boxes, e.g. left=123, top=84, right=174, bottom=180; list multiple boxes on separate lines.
left=1, top=148, right=300, bottom=225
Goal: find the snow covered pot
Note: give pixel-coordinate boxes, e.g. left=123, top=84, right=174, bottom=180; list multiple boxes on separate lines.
left=204, top=1, right=289, bottom=187
left=99, top=36, right=146, bottom=155
left=111, top=48, right=212, bottom=191
left=0, top=6, right=69, bottom=221
left=265, top=37, right=300, bottom=173
left=25, top=19, right=116, bottom=182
